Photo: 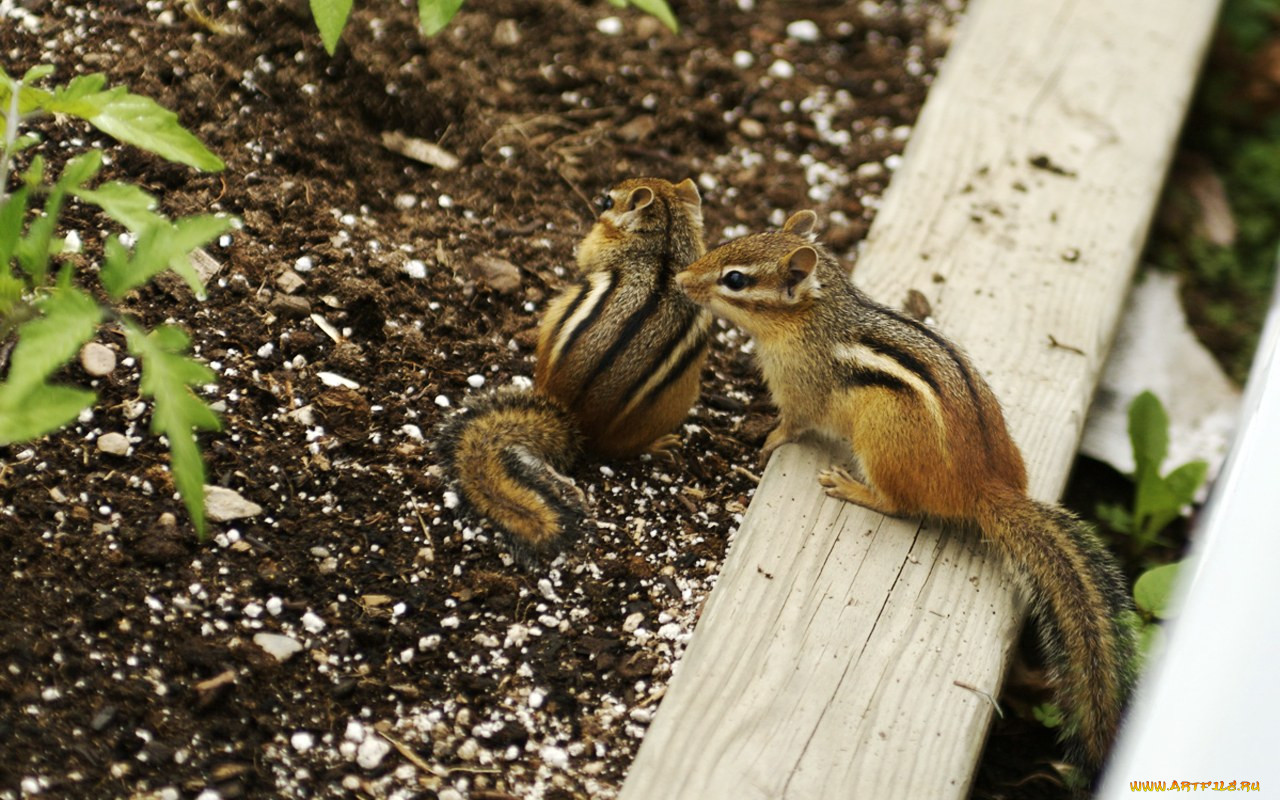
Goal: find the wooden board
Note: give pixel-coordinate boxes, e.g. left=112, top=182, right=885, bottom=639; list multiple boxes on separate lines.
left=618, top=0, right=1221, bottom=797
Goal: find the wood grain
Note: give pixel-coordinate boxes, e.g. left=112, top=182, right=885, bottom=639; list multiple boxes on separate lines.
left=619, top=0, right=1221, bottom=797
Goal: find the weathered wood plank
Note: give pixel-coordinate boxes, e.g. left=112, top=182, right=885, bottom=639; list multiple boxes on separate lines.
left=619, top=0, right=1220, bottom=797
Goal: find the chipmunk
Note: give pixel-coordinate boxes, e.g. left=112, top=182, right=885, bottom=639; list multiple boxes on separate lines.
left=675, top=210, right=1139, bottom=770
left=438, top=178, right=711, bottom=562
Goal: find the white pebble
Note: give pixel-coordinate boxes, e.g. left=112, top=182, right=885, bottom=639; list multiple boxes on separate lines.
left=253, top=632, right=303, bottom=662
left=394, top=193, right=418, bottom=209
left=80, top=342, right=116, bottom=376
left=442, top=490, right=460, bottom=509
left=438, top=194, right=453, bottom=209
left=294, top=255, right=314, bottom=272
left=403, top=259, right=427, bottom=279
left=96, top=432, right=130, bottom=457
left=344, top=720, right=366, bottom=743
left=466, top=374, right=485, bottom=388
left=401, top=424, right=424, bottom=441
left=434, top=394, right=451, bottom=408
left=786, top=20, right=820, bottom=41
left=768, top=59, right=795, bottom=79
left=540, top=744, right=570, bottom=770
left=301, top=611, right=326, bottom=633
left=318, top=371, right=361, bottom=389
left=529, top=688, right=545, bottom=709
left=732, top=50, right=754, bottom=69
left=266, top=597, right=283, bottom=616
left=256, top=343, right=274, bottom=358
left=596, top=16, right=623, bottom=35
left=357, top=736, right=391, bottom=769
left=441, top=615, right=460, bottom=629
left=291, top=731, right=314, bottom=752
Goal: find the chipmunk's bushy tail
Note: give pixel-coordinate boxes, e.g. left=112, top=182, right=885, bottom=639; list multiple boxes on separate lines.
left=437, top=388, right=585, bottom=562
left=977, top=489, right=1140, bottom=770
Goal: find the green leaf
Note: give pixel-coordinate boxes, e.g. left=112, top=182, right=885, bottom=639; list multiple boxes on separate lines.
left=38, top=78, right=223, bottom=172
left=0, top=383, right=96, bottom=445
left=100, top=215, right=232, bottom=299
left=1032, top=702, right=1063, bottom=729
left=58, top=150, right=104, bottom=189
left=1164, top=459, right=1208, bottom=506
left=0, top=187, right=28, bottom=277
left=125, top=323, right=222, bottom=538
left=419, top=0, right=465, bottom=36
left=1128, top=390, right=1169, bottom=480
left=626, top=0, right=678, bottom=32
left=1094, top=501, right=1133, bottom=534
left=20, top=65, right=54, bottom=85
left=310, top=0, right=354, bottom=55
left=0, top=285, right=101, bottom=401
left=74, top=181, right=162, bottom=233
left=1134, top=561, right=1183, bottom=620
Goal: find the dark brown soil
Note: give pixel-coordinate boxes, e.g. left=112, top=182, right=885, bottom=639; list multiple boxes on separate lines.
left=0, top=2, right=1081, bottom=799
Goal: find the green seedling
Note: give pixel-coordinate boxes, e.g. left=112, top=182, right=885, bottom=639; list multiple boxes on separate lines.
left=1096, top=391, right=1208, bottom=557
left=0, top=65, right=232, bottom=538
left=308, top=0, right=679, bottom=55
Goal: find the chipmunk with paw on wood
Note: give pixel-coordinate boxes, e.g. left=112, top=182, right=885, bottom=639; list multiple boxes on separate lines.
left=674, top=210, right=1139, bottom=771
left=437, top=177, right=711, bottom=563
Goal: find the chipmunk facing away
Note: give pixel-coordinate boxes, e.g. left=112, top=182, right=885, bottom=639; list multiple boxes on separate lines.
left=675, top=211, right=1139, bottom=771
left=438, top=178, right=711, bottom=562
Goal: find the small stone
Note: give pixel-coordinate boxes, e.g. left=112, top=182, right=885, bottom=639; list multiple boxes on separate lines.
left=738, top=118, right=765, bottom=139
left=80, top=342, right=117, bottom=376
left=786, top=20, right=821, bottom=41
left=768, top=59, right=795, bottom=79
left=253, top=632, right=303, bottom=662
left=344, top=720, right=366, bottom=743
left=204, top=486, right=263, bottom=522
left=732, top=50, right=754, bottom=69
left=403, top=260, right=427, bottom=280
left=269, top=294, right=311, bottom=318
left=356, top=735, right=391, bottom=769
left=291, top=731, right=314, bottom=752
left=596, top=16, right=623, bottom=35
left=96, top=432, right=129, bottom=456
left=301, top=611, right=326, bottom=634
left=472, top=255, right=522, bottom=294
left=276, top=270, right=306, bottom=294
left=493, top=18, right=521, bottom=47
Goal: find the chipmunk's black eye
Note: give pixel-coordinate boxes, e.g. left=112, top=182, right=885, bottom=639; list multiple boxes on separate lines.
left=596, top=194, right=614, bottom=212
left=721, top=270, right=749, bottom=291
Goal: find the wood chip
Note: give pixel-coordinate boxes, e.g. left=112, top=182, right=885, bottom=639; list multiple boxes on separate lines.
left=381, top=131, right=460, bottom=170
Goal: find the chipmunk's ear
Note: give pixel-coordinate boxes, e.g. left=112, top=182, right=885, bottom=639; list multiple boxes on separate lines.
left=783, top=210, right=818, bottom=237
left=625, top=185, right=655, bottom=212
left=783, top=245, right=820, bottom=298
left=673, top=178, right=702, bottom=209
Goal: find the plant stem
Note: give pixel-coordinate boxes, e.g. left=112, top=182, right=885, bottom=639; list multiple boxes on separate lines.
left=0, top=79, right=22, bottom=206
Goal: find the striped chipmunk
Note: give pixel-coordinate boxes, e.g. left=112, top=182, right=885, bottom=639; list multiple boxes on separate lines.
left=674, top=211, right=1140, bottom=771
left=437, top=178, right=712, bottom=562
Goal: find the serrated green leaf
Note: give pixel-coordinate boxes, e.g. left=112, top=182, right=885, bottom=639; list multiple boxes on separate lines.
left=38, top=80, right=223, bottom=172
left=1128, top=390, right=1169, bottom=480
left=21, top=65, right=54, bottom=85
left=125, top=322, right=221, bottom=538
left=0, top=187, right=28, bottom=276
left=1164, top=459, right=1208, bottom=506
left=74, top=181, right=162, bottom=232
left=419, top=0, right=465, bottom=36
left=310, top=0, right=354, bottom=55
left=58, top=150, right=104, bottom=189
left=21, top=155, right=44, bottom=187
left=626, top=0, right=678, bottom=32
left=0, top=285, right=100, bottom=400
left=100, top=215, right=231, bottom=299
left=0, top=382, right=96, bottom=445
left=1134, top=561, right=1182, bottom=619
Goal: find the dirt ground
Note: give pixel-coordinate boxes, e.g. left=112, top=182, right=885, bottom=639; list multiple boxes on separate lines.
left=0, top=1, right=1091, bottom=798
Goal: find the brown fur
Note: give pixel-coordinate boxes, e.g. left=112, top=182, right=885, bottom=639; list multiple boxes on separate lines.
left=676, top=219, right=1138, bottom=771
left=438, top=178, right=710, bottom=559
